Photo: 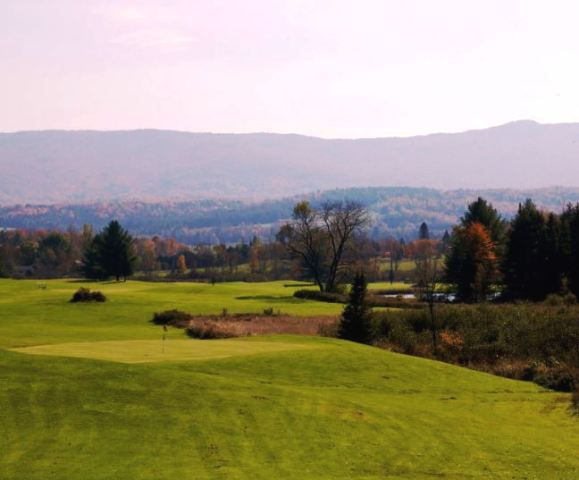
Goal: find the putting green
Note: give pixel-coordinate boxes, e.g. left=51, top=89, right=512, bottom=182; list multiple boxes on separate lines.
left=10, top=339, right=321, bottom=364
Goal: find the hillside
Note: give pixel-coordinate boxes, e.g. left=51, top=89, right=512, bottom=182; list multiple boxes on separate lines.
left=3, top=186, right=579, bottom=243
left=1, top=279, right=578, bottom=479
left=2, top=120, right=579, bottom=204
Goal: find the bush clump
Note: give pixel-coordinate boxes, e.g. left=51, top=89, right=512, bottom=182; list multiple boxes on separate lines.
left=70, top=288, right=106, bottom=303
left=152, top=309, right=192, bottom=326
left=185, top=320, right=240, bottom=339
left=294, top=289, right=347, bottom=303
left=572, top=388, right=579, bottom=415
left=373, top=304, right=579, bottom=392
left=294, top=288, right=422, bottom=309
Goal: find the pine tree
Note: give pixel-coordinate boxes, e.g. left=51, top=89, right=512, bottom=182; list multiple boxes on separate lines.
left=418, top=222, right=430, bottom=240
left=541, top=213, right=563, bottom=296
left=461, top=197, right=506, bottom=245
left=82, top=220, right=136, bottom=281
left=445, top=222, right=497, bottom=302
left=338, top=272, right=372, bottom=344
left=560, top=204, right=579, bottom=297
left=81, top=239, right=106, bottom=280
left=502, top=200, right=548, bottom=300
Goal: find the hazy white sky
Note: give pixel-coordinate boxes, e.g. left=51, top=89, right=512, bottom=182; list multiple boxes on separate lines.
left=2, top=0, right=579, bottom=137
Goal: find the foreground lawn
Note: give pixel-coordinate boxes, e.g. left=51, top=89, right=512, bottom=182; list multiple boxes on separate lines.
left=1, top=279, right=578, bottom=479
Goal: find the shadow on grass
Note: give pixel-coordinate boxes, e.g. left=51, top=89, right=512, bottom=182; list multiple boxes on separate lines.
left=66, top=279, right=124, bottom=285
left=235, top=295, right=306, bottom=303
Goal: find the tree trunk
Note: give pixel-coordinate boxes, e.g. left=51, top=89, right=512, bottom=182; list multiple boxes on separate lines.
left=428, top=300, right=437, bottom=353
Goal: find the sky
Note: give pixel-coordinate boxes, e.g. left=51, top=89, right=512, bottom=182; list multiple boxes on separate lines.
left=2, top=0, right=579, bottom=138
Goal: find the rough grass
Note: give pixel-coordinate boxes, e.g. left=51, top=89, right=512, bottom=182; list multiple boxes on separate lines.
left=1, top=278, right=579, bottom=479
left=182, top=315, right=337, bottom=337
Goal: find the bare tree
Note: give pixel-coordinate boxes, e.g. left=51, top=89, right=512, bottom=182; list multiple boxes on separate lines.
left=414, top=240, right=440, bottom=352
left=278, top=200, right=369, bottom=292
left=277, top=202, right=327, bottom=291
left=320, top=201, right=369, bottom=292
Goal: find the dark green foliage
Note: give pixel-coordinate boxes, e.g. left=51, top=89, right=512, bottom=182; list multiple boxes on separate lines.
left=151, top=309, right=192, bottom=325
left=82, top=220, right=136, bottom=281
left=461, top=197, right=506, bottom=245
left=560, top=204, right=579, bottom=298
left=374, top=304, right=579, bottom=391
left=572, top=388, right=579, bottom=414
left=294, top=288, right=423, bottom=309
left=0, top=254, right=10, bottom=278
left=70, top=288, right=106, bottom=303
left=418, top=222, right=430, bottom=240
left=445, top=223, right=497, bottom=302
left=294, top=289, right=347, bottom=304
left=502, top=200, right=557, bottom=301
left=445, top=198, right=502, bottom=302
left=338, top=272, right=372, bottom=344
left=541, top=213, right=564, bottom=296
left=81, top=240, right=105, bottom=280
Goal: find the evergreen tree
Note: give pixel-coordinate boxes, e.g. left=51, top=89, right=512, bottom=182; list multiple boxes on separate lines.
left=445, top=222, right=497, bottom=302
left=541, top=213, right=563, bottom=296
left=338, top=272, right=372, bottom=344
left=461, top=197, right=506, bottom=245
left=0, top=253, right=9, bottom=278
left=81, top=239, right=106, bottom=280
left=82, top=220, right=136, bottom=281
left=560, top=204, right=579, bottom=297
left=418, top=222, right=430, bottom=240
left=502, top=200, right=548, bottom=300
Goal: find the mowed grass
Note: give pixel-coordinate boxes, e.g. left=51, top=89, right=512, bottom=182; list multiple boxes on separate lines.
left=11, top=338, right=322, bottom=363
left=1, top=279, right=579, bottom=479
left=0, top=279, right=340, bottom=348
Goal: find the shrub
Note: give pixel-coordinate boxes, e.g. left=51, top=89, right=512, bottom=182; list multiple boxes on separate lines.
left=152, top=309, right=192, bottom=326
left=534, top=367, right=577, bottom=392
left=185, top=320, right=240, bottom=339
left=572, top=388, right=579, bottom=414
left=293, top=289, right=347, bottom=303
left=70, top=288, right=106, bottom=303
left=545, top=293, right=577, bottom=306
left=294, top=288, right=422, bottom=309
left=373, top=303, right=579, bottom=391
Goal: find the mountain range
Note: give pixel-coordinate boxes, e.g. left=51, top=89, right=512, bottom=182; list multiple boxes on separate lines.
left=2, top=120, right=579, bottom=204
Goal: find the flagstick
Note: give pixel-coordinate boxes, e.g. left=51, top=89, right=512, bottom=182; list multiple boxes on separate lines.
left=162, top=325, right=168, bottom=354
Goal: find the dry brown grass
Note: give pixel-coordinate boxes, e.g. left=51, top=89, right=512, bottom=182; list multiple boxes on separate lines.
left=178, top=314, right=339, bottom=339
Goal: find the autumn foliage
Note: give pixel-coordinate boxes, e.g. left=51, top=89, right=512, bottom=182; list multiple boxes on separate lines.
left=445, top=222, right=497, bottom=302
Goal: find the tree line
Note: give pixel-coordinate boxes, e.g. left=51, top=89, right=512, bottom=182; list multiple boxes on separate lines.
left=444, top=197, right=579, bottom=302
left=4, top=196, right=579, bottom=300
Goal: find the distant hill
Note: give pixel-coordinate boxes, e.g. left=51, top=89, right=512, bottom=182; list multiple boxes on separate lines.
left=3, top=186, right=579, bottom=243
left=2, top=120, right=579, bottom=204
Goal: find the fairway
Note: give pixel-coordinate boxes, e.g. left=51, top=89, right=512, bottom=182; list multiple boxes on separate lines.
left=1, top=278, right=579, bottom=479
left=11, top=339, right=322, bottom=363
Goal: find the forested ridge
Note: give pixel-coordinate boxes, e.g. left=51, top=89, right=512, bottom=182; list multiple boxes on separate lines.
left=3, top=186, right=579, bottom=244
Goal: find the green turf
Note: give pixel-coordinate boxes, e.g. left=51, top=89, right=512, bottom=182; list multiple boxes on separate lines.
left=0, top=279, right=340, bottom=348
left=1, top=278, right=579, bottom=479
left=367, top=281, right=412, bottom=291
left=11, top=338, right=323, bottom=363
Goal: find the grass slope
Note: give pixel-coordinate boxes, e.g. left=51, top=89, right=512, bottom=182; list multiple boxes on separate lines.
left=1, top=279, right=578, bottom=479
